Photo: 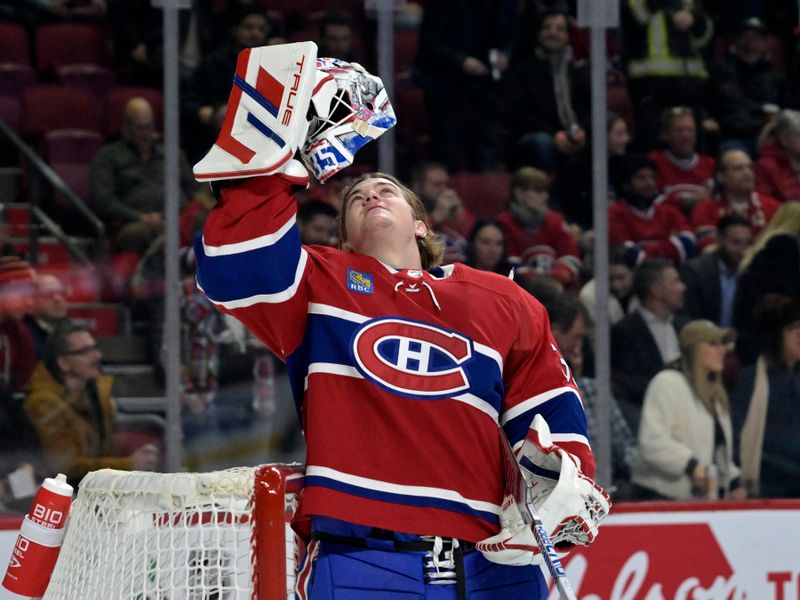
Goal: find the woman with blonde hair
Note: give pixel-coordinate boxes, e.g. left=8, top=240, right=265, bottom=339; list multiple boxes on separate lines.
left=734, top=201, right=800, bottom=364
left=632, top=320, right=745, bottom=500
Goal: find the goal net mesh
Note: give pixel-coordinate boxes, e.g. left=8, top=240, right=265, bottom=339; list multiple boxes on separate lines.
left=43, top=465, right=302, bottom=600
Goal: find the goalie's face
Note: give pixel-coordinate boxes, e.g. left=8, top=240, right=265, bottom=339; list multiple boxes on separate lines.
left=343, top=177, right=426, bottom=251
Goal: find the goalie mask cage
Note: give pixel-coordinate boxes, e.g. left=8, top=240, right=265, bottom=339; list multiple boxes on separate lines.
left=43, top=464, right=304, bottom=600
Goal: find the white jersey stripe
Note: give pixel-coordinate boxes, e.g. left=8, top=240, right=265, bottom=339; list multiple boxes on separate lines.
left=451, top=393, right=499, bottom=422
left=308, top=302, right=369, bottom=323
left=204, top=248, right=308, bottom=308
left=202, top=214, right=296, bottom=256
left=306, top=465, right=501, bottom=515
left=304, top=363, right=362, bottom=390
left=500, top=386, right=582, bottom=425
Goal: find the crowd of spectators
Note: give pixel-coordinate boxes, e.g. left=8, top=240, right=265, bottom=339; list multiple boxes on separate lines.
left=1, top=0, right=800, bottom=508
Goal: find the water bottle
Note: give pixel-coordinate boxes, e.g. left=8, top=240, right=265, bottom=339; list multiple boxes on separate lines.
left=3, top=473, right=73, bottom=598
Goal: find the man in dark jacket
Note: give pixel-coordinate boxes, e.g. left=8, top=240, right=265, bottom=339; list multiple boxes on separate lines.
left=504, top=8, right=590, bottom=173
left=707, top=18, right=792, bottom=153
left=679, top=214, right=752, bottom=327
left=612, top=258, right=689, bottom=430
left=414, top=0, right=515, bottom=172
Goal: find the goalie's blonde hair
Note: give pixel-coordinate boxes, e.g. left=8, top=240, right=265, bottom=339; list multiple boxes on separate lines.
left=339, top=172, right=445, bottom=269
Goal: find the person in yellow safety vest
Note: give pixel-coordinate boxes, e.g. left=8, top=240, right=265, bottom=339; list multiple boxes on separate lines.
left=621, top=0, right=717, bottom=151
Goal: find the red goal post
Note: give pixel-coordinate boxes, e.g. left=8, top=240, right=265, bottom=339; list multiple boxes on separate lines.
left=43, top=463, right=304, bottom=600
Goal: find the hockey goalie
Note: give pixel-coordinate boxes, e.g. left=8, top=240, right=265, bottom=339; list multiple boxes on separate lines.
left=193, top=42, right=610, bottom=599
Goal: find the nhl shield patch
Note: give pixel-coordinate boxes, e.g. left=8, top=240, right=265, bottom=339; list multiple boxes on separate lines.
left=347, top=269, right=373, bottom=294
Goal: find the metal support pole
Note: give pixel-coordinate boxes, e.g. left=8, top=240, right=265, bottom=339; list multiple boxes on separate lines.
left=579, top=0, right=618, bottom=489
left=375, top=0, right=395, bottom=174
left=159, top=0, right=187, bottom=472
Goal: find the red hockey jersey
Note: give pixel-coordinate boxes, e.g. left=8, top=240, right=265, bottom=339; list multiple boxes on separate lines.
left=496, top=210, right=581, bottom=287
left=691, top=192, right=780, bottom=250
left=195, top=176, right=593, bottom=543
left=648, top=150, right=715, bottom=213
left=608, top=198, right=696, bottom=263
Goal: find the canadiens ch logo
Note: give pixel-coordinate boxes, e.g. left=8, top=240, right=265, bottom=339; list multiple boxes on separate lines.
left=350, top=317, right=474, bottom=398
left=347, top=269, right=373, bottom=294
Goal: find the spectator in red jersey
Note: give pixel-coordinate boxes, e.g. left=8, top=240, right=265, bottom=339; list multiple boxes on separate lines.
left=680, top=214, right=753, bottom=327
left=755, top=109, right=800, bottom=203
left=496, top=167, right=581, bottom=288
left=648, top=107, right=716, bottom=214
left=410, top=162, right=476, bottom=264
left=691, top=148, right=780, bottom=251
left=609, top=155, right=697, bottom=265
left=464, top=219, right=513, bottom=276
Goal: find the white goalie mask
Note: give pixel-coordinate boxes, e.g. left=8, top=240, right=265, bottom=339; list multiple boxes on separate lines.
left=301, top=58, right=397, bottom=182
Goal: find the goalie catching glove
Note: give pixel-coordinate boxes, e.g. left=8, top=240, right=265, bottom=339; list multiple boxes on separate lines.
left=476, top=415, right=611, bottom=566
left=192, top=42, right=395, bottom=184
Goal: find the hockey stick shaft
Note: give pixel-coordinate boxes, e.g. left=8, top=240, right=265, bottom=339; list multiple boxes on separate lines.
left=498, top=425, right=577, bottom=600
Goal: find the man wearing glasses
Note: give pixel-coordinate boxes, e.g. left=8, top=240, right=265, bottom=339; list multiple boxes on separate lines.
left=23, top=321, right=159, bottom=487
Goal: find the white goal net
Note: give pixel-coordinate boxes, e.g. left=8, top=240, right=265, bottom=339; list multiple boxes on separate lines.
left=43, top=464, right=304, bottom=600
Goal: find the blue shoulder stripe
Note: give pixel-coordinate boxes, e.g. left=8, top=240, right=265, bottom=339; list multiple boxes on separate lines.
left=503, top=389, right=588, bottom=448
left=195, top=225, right=302, bottom=302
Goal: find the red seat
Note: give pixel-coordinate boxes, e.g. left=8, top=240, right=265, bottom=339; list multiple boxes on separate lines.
left=0, top=22, right=31, bottom=65
left=105, top=86, right=164, bottom=138
left=448, top=172, right=511, bottom=219
left=35, top=22, right=109, bottom=74
left=6, top=203, right=31, bottom=237
left=56, top=64, right=116, bottom=98
left=12, top=238, right=73, bottom=268
left=20, top=85, right=100, bottom=141
left=45, top=128, right=105, bottom=164
left=0, top=63, right=35, bottom=97
left=44, top=128, right=105, bottom=208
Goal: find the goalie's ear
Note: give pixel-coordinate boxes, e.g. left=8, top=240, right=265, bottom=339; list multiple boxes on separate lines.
left=414, top=219, right=427, bottom=239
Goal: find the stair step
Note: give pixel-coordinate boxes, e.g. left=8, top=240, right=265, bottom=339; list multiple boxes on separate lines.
left=97, top=334, right=149, bottom=364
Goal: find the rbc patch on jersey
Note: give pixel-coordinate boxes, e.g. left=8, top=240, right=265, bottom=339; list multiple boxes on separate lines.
left=350, top=317, right=474, bottom=399
left=347, top=269, right=373, bottom=294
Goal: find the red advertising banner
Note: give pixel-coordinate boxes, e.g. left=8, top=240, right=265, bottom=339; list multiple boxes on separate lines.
left=546, top=500, right=800, bottom=600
